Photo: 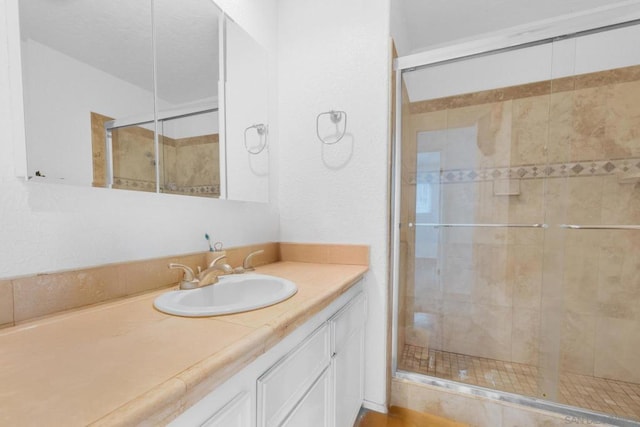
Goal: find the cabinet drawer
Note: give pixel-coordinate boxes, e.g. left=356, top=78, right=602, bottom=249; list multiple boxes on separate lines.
left=330, top=291, right=366, bottom=355
left=257, top=323, right=331, bottom=427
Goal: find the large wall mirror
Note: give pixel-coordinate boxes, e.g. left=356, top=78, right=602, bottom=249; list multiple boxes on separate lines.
left=18, top=0, right=269, bottom=202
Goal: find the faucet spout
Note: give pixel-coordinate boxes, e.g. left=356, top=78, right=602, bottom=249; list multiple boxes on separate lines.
left=198, top=255, right=233, bottom=286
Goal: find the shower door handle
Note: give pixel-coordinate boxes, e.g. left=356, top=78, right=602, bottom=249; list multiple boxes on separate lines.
left=407, top=223, right=548, bottom=228
left=559, top=224, right=640, bottom=230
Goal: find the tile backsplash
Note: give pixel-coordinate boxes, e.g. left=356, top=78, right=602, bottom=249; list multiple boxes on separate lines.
left=0, top=242, right=368, bottom=328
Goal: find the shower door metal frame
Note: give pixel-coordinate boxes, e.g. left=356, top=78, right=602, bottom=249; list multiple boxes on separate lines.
left=390, top=3, right=640, bottom=425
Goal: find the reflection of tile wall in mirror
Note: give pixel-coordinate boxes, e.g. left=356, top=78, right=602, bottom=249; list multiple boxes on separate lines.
left=90, top=112, right=220, bottom=197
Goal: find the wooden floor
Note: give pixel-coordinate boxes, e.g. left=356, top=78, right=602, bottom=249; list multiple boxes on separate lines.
left=355, top=406, right=468, bottom=427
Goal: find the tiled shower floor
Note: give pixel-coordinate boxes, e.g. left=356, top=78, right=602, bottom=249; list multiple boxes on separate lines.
left=399, top=345, right=640, bottom=421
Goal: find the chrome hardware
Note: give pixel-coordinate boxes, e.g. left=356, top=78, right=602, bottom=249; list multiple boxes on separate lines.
left=407, top=223, right=548, bottom=229
left=559, top=224, right=640, bottom=230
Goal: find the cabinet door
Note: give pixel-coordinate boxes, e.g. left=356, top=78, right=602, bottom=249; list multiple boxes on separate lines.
left=201, top=392, right=251, bottom=427
left=333, top=328, right=364, bottom=427
left=280, top=367, right=332, bottom=427
left=330, top=292, right=366, bottom=427
left=257, top=323, right=331, bottom=427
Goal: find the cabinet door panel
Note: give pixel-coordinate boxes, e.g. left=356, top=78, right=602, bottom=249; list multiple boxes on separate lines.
left=201, top=392, right=251, bottom=427
left=257, top=323, right=330, bottom=427
left=281, top=367, right=331, bottom=427
left=330, top=292, right=366, bottom=355
left=333, top=329, right=365, bottom=427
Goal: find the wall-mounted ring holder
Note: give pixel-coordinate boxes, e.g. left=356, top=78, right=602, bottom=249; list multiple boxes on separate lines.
left=316, top=110, right=347, bottom=145
left=244, top=124, right=268, bottom=154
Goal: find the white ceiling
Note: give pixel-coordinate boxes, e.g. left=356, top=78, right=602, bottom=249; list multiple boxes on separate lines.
left=395, top=0, right=633, bottom=55
left=19, top=0, right=220, bottom=105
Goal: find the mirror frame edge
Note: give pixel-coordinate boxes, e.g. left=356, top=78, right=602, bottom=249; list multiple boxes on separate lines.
left=7, top=0, right=28, bottom=179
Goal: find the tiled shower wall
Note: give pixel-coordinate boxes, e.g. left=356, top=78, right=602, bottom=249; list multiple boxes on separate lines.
left=402, top=65, right=640, bottom=384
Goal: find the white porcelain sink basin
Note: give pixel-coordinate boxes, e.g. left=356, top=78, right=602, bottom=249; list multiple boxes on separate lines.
left=154, top=274, right=297, bottom=317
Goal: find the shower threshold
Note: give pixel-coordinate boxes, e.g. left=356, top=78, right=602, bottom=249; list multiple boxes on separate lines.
left=399, top=345, right=640, bottom=424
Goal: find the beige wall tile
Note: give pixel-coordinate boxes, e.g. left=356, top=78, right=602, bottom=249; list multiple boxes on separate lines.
left=472, top=244, right=512, bottom=307
left=606, top=80, right=640, bottom=159
left=571, top=85, right=611, bottom=162
left=440, top=182, right=483, bottom=224
left=325, top=244, right=369, bottom=265
left=597, top=244, right=640, bottom=321
left=0, top=280, right=14, bottom=328
left=511, top=94, right=550, bottom=166
left=13, top=266, right=126, bottom=322
left=601, top=175, right=640, bottom=225
left=391, top=379, right=503, bottom=427
left=511, top=308, right=540, bottom=366
left=502, top=404, right=590, bottom=427
left=279, top=243, right=328, bottom=263
left=594, top=317, right=640, bottom=383
left=507, top=179, right=545, bottom=224
left=120, top=257, right=183, bottom=296
left=565, top=176, right=604, bottom=225
left=563, top=247, right=599, bottom=315
left=560, top=312, right=596, bottom=376
left=279, top=242, right=369, bottom=265
left=509, top=245, right=543, bottom=309
left=442, top=301, right=512, bottom=361
left=547, top=92, right=573, bottom=164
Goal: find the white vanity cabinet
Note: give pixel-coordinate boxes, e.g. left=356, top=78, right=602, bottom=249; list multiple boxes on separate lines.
left=170, top=281, right=365, bottom=427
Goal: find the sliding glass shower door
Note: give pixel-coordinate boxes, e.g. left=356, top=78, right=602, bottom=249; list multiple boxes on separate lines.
left=395, top=22, right=640, bottom=422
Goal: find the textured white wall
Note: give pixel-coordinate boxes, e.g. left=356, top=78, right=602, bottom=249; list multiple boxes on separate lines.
left=277, top=0, right=391, bottom=409
left=0, top=0, right=279, bottom=279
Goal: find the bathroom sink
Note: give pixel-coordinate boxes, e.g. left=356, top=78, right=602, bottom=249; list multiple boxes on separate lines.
left=153, top=274, right=297, bottom=317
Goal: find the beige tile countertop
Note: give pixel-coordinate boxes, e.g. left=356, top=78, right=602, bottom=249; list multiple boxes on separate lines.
left=0, top=261, right=367, bottom=426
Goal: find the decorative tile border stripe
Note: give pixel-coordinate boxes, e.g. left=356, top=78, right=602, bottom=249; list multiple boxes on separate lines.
left=113, top=178, right=220, bottom=196
left=412, top=158, right=640, bottom=184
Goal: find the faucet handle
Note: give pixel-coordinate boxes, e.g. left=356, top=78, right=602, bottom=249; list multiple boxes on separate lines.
left=169, top=263, right=199, bottom=289
left=243, top=249, right=265, bottom=271
left=208, top=254, right=228, bottom=268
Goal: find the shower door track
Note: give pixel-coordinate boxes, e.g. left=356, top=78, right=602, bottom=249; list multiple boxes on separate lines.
left=389, top=3, right=640, bottom=425
left=395, top=370, right=640, bottom=427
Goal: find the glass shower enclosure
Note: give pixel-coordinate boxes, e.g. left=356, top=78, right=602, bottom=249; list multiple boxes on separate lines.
left=392, top=17, right=640, bottom=424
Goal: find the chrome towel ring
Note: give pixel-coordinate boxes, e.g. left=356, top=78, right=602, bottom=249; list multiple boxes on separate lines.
left=316, top=110, right=347, bottom=144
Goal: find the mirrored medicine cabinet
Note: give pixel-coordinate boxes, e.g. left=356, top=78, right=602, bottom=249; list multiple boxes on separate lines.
left=18, top=0, right=269, bottom=202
